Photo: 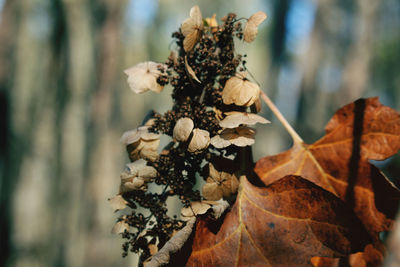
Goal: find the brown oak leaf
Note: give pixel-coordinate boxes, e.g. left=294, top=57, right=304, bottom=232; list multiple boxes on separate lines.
left=184, top=175, right=370, bottom=266
left=255, top=97, right=400, bottom=264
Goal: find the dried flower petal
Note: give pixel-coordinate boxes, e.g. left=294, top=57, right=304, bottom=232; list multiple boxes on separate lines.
left=181, top=5, right=203, bottom=52
left=209, top=134, right=231, bottom=149
left=211, top=126, right=256, bottom=148
left=124, top=177, right=146, bottom=191
left=205, top=13, right=218, bottom=32
left=185, top=56, right=201, bottom=83
left=173, top=117, right=194, bottom=142
left=124, top=61, right=167, bottom=94
left=122, top=127, right=160, bottom=162
left=120, top=159, right=157, bottom=193
left=202, top=182, right=223, bottom=201
left=219, top=112, right=270, bottom=128
left=222, top=72, right=260, bottom=107
left=121, top=126, right=160, bottom=145
left=202, top=163, right=240, bottom=200
left=111, top=220, right=129, bottom=234
left=108, top=195, right=128, bottom=211
left=181, top=201, right=212, bottom=221
left=188, top=128, right=210, bottom=153
left=244, top=11, right=267, bottom=43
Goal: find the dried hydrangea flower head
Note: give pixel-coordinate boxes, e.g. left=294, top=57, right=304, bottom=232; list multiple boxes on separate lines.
left=110, top=5, right=269, bottom=264
left=124, top=61, right=167, bottom=94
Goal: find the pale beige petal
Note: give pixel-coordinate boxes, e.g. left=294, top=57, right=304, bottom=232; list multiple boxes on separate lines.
left=229, top=126, right=256, bottom=147
left=138, top=126, right=161, bottom=141
left=139, top=147, right=159, bottom=162
left=109, top=195, right=128, bottom=211
left=124, top=159, right=147, bottom=177
left=181, top=6, right=203, bottom=52
left=138, top=165, right=157, bottom=180
left=129, top=139, right=160, bottom=161
left=202, top=182, right=223, bottom=201
left=240, top=80, right=260, bottom=106
left=244, top=11, right=267, bottom=43
left=188, top=128, right=210, bottom=153
left=124, top=61, right=166, bottom=93
left=120, top=129, right=141, bottom=145
left=222, top=76, right=242, bottom=105
left=222, top=75, right=260, bottom=106
left=205, top=13, right=218, bottom=28
left=111, top=221, right=129, bottom=234
left=219, top=112, right=270, bottom=128
left=181, top=201, right=211, bottom=219
left=125, top=177, right=145, bottom=190
left=210, top=134, right=231, bottom=148
left=183, top=29, right=200, bottom=52
left=173, top=117, right=194, bottom=142
left=120, top=126, right=159, bottom=145
left=185, top=57, right=201, bottom=83
left=248, top=11, right=267, bottom=26
left=208, top=163, right=221, bottom=180
left=181, top=17, right=195, bottom=36
left=190, top=5, right=203, bottom=26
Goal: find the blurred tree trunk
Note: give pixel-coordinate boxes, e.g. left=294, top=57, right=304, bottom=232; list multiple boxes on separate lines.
left=0, top=0, right=17, bottom=266
left=0, top=0, right=129, bottom=266
left=265, top=0, right=290, bottom=101
left=339, top=0, right=380, bottom=101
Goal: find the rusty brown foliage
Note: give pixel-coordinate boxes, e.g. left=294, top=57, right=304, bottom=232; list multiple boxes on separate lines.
left=180, top=98, right=400, bottom=266
left=185, top=176, right=370, bottom=266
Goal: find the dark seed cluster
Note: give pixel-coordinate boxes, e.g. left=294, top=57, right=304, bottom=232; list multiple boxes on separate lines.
left=118, top=11, right=249, bottom=264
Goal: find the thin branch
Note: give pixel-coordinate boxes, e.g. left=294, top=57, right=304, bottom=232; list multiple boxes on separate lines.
left=260, top=91, right=303, bottom=144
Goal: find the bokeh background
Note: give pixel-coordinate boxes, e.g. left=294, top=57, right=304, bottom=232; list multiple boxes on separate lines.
left=0, top=0, right=399, bottom=266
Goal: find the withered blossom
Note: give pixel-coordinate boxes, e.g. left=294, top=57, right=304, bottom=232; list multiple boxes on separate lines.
left=180, top=201, right=212, bottom=221
left=109, top=195, right=128, bottom=211
left=188, top=128, right=210, bottom=153
left=205, top=13, right=218, bottom=29
left=173, top=117, right=194, bottom=142
left=211, top=126, right=256, bottom=148
left=219, top=111, right=270, bottom=128
left=181, top=5, right=203, bottom=52
left=244, top=11, right=267, bottom=43
left=112, top=219, right=130, bottom=234
left=121, top=126, right=160, bottom=161
left=222, top=72, right=260, bottom=107
left=124, top=61, right=167, bottom=94
left=119, top=159, right=157, bottom=193
left=202, top=163, right=239, bottom=201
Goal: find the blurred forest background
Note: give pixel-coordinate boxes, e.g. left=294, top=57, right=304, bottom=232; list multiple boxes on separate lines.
left=0, top=0, right=399, bottom=266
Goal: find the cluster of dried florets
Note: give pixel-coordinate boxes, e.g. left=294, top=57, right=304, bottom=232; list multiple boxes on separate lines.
left=109, top=6, right=268, bottom=265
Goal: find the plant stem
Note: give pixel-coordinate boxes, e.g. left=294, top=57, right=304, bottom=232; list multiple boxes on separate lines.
left=260, top=91, right=304, bottom=144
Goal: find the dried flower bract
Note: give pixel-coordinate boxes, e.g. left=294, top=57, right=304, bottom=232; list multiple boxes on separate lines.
left=124, top=61, right=167, bottom=94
